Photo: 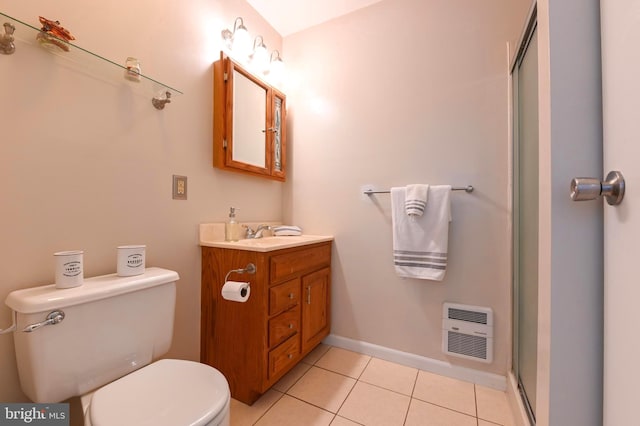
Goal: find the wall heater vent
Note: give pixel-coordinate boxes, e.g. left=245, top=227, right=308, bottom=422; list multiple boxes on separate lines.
left=442, top=303, right=493, bottom=363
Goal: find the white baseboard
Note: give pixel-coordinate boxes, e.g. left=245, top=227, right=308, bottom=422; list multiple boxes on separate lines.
left=323, top=334, right=506, bottom=390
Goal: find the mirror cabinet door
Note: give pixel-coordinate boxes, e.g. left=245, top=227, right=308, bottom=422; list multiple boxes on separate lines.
left=270, top=89, right=286, bottom=180
left=213, top=53, right=286, bottom=181
left=227, top=65, right=270, bottom=176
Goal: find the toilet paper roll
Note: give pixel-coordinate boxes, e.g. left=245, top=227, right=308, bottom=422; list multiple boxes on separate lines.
left=221, top=281, right=250, bottom=302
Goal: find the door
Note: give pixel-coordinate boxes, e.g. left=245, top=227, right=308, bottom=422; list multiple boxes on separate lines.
left=600, top=1, right=639, bottom=423
left=512, top=10, right=538, bottom=423
left=301, top=267, right=330, bottom=353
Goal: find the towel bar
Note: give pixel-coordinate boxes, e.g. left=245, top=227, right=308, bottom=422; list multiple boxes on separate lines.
left=364, top=185, right=473, bottom=195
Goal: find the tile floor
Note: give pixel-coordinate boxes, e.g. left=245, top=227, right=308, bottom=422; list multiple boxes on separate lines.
left=230, top=344, right=516, bottom=426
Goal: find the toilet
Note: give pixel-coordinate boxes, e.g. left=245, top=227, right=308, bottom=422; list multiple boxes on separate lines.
left=5, top=267, right=230, bottom=426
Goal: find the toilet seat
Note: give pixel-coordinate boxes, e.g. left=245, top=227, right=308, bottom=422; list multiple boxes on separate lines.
left=88, top=359, right=230, bottom=426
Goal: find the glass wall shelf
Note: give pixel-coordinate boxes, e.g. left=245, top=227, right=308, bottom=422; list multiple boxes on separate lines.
left=0, top=12, right=182, bottom=108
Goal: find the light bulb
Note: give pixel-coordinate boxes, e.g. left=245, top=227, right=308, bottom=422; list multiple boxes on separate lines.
left=269, top=57, right=285, bottom=82
left=253, top=43, right=269, bottom=72
left=232, top=26, right=251, bottom=58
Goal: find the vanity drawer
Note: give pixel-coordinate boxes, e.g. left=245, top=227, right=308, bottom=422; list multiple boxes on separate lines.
left=269, top=306, right=300, bottom=348
left=269, top=279, right=300, bottom=315
left=268, top=335, right=300, bottom=379
left=270, top=244, right=331, bottom=283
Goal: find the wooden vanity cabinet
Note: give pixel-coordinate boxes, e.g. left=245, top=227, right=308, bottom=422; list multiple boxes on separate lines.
left=200, top=242, right=331, bottom=405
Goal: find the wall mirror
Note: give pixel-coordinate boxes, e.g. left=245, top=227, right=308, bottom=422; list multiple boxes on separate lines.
left=213, top=52, right=286, bottom=181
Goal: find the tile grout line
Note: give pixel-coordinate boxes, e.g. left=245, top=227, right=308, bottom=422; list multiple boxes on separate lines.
left=273, top=346, right=366, bottom=424
left=329, top=354, right=373, bottom=422
left=358, top=377, right=415, bottom=399
left=254, top=343, right=332, bottom=423
left=475, top=383, right=479, bottom=423
left=409, top=369, right=419, bottom=398
left=402, top=368, right=420, bottom=425
left=409, top=397, right=480, bottom=422
left=402, top=397, right=413, bottom=426
left=280, top=393, right=337, bottom=418
left=250, top=390, right=285, bottom=426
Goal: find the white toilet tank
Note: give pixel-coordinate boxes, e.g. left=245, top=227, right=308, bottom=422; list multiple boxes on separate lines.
left=5, top=267, right=179, bottom=403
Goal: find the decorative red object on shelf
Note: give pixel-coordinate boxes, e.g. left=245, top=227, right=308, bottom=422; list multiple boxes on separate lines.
left=38, top=16, right=75, bottom=41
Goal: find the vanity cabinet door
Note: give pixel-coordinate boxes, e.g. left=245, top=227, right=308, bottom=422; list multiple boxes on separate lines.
left=301, top=267, right=330, bottom=353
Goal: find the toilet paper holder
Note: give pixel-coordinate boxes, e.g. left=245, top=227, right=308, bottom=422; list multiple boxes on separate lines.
left=224, top=263, right=256, bottom=283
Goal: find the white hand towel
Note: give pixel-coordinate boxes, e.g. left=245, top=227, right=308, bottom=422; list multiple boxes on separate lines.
left=273, top=225, right=302, bottom=236
left=391, top=185, right=451, bottom=281
left=405, top=184, right=429, bottom=217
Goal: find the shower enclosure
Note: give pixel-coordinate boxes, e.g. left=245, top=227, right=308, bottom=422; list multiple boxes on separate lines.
left=511, top=4, right=538, bottom=424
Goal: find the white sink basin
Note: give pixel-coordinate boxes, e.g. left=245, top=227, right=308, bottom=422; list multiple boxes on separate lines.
left=200, top=235, right=333, bottom=252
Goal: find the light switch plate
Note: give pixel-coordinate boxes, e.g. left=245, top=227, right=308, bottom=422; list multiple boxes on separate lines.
left=172, top=175, right=187, bottom=200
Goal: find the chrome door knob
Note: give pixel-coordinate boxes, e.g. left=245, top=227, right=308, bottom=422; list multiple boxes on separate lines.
left=570, top=171, right=625, bottom=206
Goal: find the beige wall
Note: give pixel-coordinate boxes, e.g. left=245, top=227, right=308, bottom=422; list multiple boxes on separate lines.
left=0, top=0, right=283, bottom=402
left=284, top=0, right=529, bottom=376
left=0, top=0, right=532, bottom=403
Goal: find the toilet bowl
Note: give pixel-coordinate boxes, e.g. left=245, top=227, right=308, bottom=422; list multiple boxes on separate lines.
left=82, top=360, right=230, bottom=426
left=5, top=268, right=230, bottom=425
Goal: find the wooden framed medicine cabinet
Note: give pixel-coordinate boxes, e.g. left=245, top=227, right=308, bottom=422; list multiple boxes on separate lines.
left=213, top=52, right=286, bottom=181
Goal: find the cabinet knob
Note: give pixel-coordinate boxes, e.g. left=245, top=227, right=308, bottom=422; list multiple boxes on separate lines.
left=288, top=353, right=293, bottom=359
left=289, top=323, right=294, bottom=329
left=288, top=293, right=294, bottom=299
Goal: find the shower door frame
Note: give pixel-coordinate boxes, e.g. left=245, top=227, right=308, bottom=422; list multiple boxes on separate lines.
left=511, top=3, right=538, bottom=425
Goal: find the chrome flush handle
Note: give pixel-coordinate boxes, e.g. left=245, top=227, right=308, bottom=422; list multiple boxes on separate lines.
left=23, top=310, right=65, bottom=332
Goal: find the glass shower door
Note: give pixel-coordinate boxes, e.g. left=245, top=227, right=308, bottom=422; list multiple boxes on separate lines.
left=512, top=13, right=538, bottom=424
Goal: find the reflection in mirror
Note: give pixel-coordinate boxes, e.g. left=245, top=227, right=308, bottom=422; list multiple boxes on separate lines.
left=232, top=69, right=267, bottom=168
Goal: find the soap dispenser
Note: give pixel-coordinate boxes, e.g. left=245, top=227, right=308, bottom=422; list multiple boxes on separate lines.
left=225, top=207, right=242, bottom=242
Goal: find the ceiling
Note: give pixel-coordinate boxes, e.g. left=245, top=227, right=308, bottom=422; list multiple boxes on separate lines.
left=246, top=0, right=384, bottom=37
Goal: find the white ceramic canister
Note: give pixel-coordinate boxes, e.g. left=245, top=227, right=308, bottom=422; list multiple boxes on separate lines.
left=54, top=250, right=84, bottom=289
left=117, top=245, right=146, bottom=276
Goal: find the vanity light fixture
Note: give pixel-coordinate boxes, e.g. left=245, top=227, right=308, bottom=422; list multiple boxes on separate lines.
left=268, top=50, right=285, bottom=82
left=221, top=17, right=251, bottom=59
left=220, top=18, right=285, bottom=84
left=251, top=35, right=269, bottom=72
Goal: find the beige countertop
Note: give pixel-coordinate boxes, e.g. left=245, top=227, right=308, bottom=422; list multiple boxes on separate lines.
left=199, top=223, right=333, bottom=252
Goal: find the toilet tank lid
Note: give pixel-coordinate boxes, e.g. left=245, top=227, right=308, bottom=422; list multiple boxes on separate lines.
left=5, top=267, right=179, bottom=314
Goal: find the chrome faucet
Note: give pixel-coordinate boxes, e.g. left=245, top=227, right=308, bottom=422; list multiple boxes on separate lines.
left=245, top=224, right=272, bottom=239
